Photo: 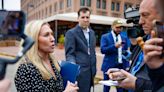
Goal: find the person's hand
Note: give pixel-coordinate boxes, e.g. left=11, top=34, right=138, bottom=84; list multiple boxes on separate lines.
left=106, top=68, right=125, bottom=81
left=63, top=81, right=79, bottom=92
left=107, top=68, right=137, bottom=89
left=115, top=42, right=122, bottom=48
left=0, top=78, right=11, bottom=92
left=117, top=69, right=137, bottom=90
left=143, top=31, right=164, bottom=69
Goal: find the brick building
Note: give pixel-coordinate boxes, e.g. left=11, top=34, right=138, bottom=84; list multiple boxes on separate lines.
left=21, top=0, right=142, bottom=45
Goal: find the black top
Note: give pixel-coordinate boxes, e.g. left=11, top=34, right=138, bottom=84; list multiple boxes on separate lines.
left=128, top=35, right=153, bottom=92
left=15, top=61, right=64, bottom=92
left=148, top=64, right=164, bottom=92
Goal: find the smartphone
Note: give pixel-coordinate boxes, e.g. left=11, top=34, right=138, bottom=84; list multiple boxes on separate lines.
left=109, top=73, right=126, bottom=81
left=107, top=68, right=126, bottom=81
left=153, top=20, right=164, bottom=57
left=121, top=41, right=125, bottom=44
left=113, top=77, right=126, bottom=81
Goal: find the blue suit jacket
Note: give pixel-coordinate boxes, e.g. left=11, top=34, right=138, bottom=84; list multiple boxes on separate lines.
left=100, top=32, right=129, bottom=72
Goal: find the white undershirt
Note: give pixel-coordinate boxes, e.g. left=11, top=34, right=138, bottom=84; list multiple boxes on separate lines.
left=82, top=28, right=90, bottom=55
left=111, top=30, right=122, bottom=63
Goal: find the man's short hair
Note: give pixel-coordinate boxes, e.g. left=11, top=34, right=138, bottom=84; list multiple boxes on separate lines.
left=78, top=7, right=91, bottom=17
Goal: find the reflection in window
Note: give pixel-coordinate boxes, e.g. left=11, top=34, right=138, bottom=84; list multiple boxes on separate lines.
left=87, top=0, right=91, bottom=7
left=97, top=0, right=100, bottom=8
left=111, top=2, right=115, bottom=11
left=116, top=2, right=120, bottom=11
left=102, top=0, right=106, bottom=9
left=67, top=0, right=72, bottom=7
left=80, top=0, right=85, bottom=6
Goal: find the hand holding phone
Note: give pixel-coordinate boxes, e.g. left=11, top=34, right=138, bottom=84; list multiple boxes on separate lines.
left=106, top=69, right=137, bottom=89
left=109, top=72, right=126, bottom=81
left=106, top=68, right=126, bottom=81
left=153, top=20, right=164, bottom=57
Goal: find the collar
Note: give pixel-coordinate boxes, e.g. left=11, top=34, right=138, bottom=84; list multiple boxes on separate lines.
left=82, top=28, right=90, bottom=33
left=111, top=30, right=118, bottom=37
left=78, top=24, right=90, bottom=32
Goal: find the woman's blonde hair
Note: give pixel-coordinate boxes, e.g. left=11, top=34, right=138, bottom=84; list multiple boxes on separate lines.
left=22, top=20, right=60, bottom=80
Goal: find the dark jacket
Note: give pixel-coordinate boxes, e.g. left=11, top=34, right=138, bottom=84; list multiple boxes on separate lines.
left=129, top=35, right=153, bottom=92
left=65, top=25, right=96, bottom=92
left=148, top=64, right=164, bottom=92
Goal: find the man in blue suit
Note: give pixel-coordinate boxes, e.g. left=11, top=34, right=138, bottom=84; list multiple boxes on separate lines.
left=100, top=19, right=129, bottom=92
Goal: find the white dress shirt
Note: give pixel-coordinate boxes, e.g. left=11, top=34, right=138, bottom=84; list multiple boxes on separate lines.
left=111, top=30, right=122, bottom=63
left=82, top=28, right=90, bottom=55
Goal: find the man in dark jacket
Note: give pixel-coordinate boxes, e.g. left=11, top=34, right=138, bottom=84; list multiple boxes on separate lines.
left=65, top=7, right=96, bottom=92
left=107, top=0, right=161, bottom=92
left=143, top=0, right=164, bottom=91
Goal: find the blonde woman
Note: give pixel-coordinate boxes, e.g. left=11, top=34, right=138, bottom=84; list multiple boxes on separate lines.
left=14, top=20, right=78, bottom=92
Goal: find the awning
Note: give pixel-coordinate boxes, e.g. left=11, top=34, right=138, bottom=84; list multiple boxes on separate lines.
left=44, top=12, right=132, bottom=27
